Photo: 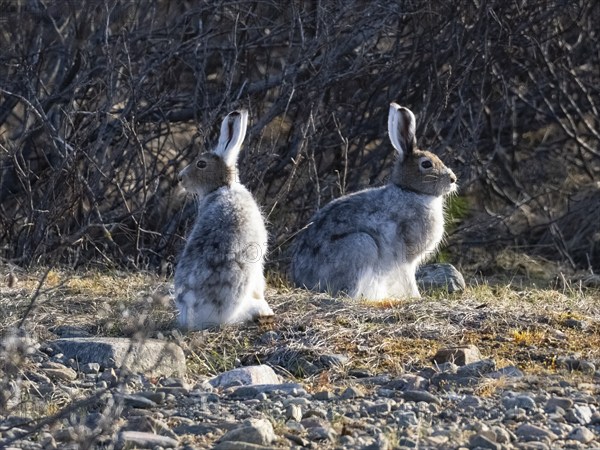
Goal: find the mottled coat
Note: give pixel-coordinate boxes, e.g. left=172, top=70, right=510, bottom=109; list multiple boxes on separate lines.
left=291, top=104, right=457, bottom=300
left=175, top=110, right=273, bottom=330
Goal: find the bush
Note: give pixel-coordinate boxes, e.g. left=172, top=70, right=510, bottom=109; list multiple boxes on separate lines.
left=1, top=0, right=598, bottom=272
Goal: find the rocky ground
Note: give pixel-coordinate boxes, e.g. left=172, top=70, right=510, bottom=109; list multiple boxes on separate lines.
left=0, top=268, right=599, bottom=449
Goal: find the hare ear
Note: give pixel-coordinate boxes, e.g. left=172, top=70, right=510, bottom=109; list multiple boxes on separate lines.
left=214, top=109, right=248, bottom=167
left=388, top=103, right=416, bottom=162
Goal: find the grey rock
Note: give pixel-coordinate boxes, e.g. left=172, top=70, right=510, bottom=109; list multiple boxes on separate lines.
left=213, top=442, right=280, bottom=450
left=505, top=407, right=527, bottom=421
left=458, top=395, right=482, bottom=409
left=568, top=426, right=595, bottom=444
left=119, top=393, right=157, bottom=409
left=41, top=361, right=77, bottom=382
left=361, top=433, right=392, bottom=450
left=486, top=365, right=524, bottom=379
left=562, top=318, right=588, bottom=330
left=515, top=423, right=558, bottom=442
left=229, top=382, right=304, bottom=399
left=340, top=386, right=365, bottom=399
left=545, top=397, right=573, bottom=412
left=118, top=430, right=178, bottom=448
left=210, top=365, right=280, bottom=389
left=492, top=426, right=514, bottom=444
left=396, top=411, right=419, bottom=427
left=286, top=404, right=303, bottom=422
left=556, top=357, right=596, bottom=374
left=384, top=374, right=429, bottom=391
left=366, top=401, right=392, bottom=415
left=456, top=359, right=496, bottom=377
left=313, top=390, right=335, bottom=401
left=433, top=344, right=482, bottom=366
left=565, top=404, right=593, bottom=425
left=503, top=395, right=537, bottom=411
left=307, top=426, right=337, bottom=442
left=52, top=325, right=92, bottom=338
left=136, top=391, right=166, bottom=405
left=302, top=408, right=328, bottom=420
left=81, top=363, right=101, bottom=374
left=218, top=419, right=276, bottom=446
left=320, top=353, right=350, bottom=367
left=416, top=263, right=466, bottom=293
left=48, top=337, right=186, bottom=377
left=284, top=397, right=310, bottom=407
left=401, top=389, right=441, bottom=404
left=398, top=436, right=418, bottom=447
left=469, top=432, right=500, bottom=450
left=435, top=362, right=459, bottom=374
left=515, top=443, right=550, bottom=450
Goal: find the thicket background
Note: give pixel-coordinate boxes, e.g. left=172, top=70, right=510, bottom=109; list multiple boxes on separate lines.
left=0, top=0, right=598, bottom=275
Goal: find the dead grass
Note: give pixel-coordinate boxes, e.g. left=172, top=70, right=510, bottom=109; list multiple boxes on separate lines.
left=1, top=266, right=599, bottom=384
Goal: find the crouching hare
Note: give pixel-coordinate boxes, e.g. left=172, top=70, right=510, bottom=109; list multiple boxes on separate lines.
left=291, top=103, right=457, bottom=300
left=175, top=110, right=273, bottom=330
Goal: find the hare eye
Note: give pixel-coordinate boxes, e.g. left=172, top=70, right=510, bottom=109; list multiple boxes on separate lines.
left=420, top=160, right=433, bottom=169
left=196, top=160, right=207, bottom=169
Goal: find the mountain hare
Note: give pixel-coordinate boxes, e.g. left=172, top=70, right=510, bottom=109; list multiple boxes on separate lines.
left=175, top=110, right=273, bottom=330
left=291, top=103, right=457, bottom=300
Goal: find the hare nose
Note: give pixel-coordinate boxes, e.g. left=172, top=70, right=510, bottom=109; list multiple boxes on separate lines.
left=177, top=171, right=184, bottom=183
left=449, top=171, right=457, bottom=184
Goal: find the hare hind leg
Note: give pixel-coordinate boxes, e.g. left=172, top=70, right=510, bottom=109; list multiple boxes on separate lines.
left=318, top=232, right=383, bottom=299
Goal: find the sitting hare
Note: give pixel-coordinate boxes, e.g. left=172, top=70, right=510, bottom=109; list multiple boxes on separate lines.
left=291, top=103, right=457, bottom=300
left=175, top=110, right=273, bottom=330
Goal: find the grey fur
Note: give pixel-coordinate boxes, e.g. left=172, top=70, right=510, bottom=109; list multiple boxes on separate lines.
left=175, top=110, right=273, bottom=330
left=291, top=103, right=457, bottom=300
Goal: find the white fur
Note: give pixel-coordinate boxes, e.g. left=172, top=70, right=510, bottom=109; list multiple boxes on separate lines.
left=291, top=104, right=455, bottom=301
left=388, top=103, right=416, bottom=161
left=214, top=110, right=248, bottom=168
left=175, top=111, right=273, bottom=330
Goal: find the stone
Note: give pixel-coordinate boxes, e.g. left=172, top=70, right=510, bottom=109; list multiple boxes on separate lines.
left=469, top=433, right=500, bottom=450
left=361, top=433, right=392, bottom=450
left=213, top=443, right=280, bottom=450
left=340, top=386, right=365, bottom=399
left=320, top=353, right=350, bottom=367
left=568, top=427, right=595, bottom=444
left=565, top=404, right=593, bottom=424
left=118, top=431, right=178, bottom=448
left=48, top=337, right=186, bottom=377
left=285, top=404, right=303, bottom=422
left=218, top=419, right=276, bottom=446
left=515, top=424, right=558, bottom=442
left=492, top=426, right=513, bottom=444
left=366, top=401, right=392, bottom=415
left=307, top=426, right=337, bottom=442
left=119, top=393, right=157, bottom=409
left=456, top=359, right=496, bottom=377
left=433, top=345, right=481, bottom=366
left=210, top=365, right=280, bottom=389
left=136, top=391, right=166, bottom=405
left=384, top=374, right=429, bottom=391
left=486, top=366, right=524, bottom=379
left=401, top=389, right=441, bottom=404
left=562, top=318, right=588, bottom=330
left=416, top=263, right=466, bottom=293
left=503, top=395, right=537, bottom=411
left=396, top=411, right=419, bottom=427
left=41, top=366, right=77, bottom=382
left=545, top=397, right=573, bottom=412
left=229, top=382, right=302, bottom=399
left=556, top=357, right=596, bottom=374
left=81, top=363, right=101, bottom=374
left=515, top=443, right=550, bottom=450
left=313, top=390, right=335, bottom=401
